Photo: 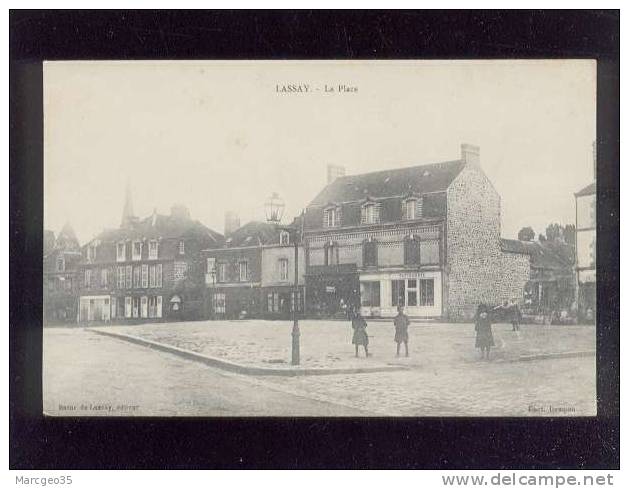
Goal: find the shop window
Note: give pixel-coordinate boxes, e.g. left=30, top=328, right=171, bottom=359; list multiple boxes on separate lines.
left=125, top=297, right=132, bottom=318
left=363, top=239, right=378, bottom=267
left=267, top=292, right=280, bottom=313
left=213, top=293, right=226, bottom=314
left=360, top=281, right=381, bottom=307
left=420, top=279, right=435, bottom=306
left=141, top=296, right=148, bottom=318
left=391, top=280, right=406, bottom=307
left=407, top=279, right=418, bottom=306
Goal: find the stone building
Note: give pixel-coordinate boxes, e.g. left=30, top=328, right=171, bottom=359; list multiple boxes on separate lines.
left=501, top=238, right=575, bottom=319
left=43, top=223, right=82, bottom=324
left=76, top=190, right=223, bottom=323
left=202, top=220, right=305, bottom=319
left=301, top=144, right=530, bottom=320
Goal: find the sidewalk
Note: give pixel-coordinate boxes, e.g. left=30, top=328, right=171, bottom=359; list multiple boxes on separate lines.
left=89, top=320, right=595, bottom=374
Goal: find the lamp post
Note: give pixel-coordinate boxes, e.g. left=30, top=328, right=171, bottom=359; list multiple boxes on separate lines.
left=265, top=192, right=301, bottom=365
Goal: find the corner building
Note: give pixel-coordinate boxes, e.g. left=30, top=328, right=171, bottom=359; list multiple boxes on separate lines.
left=302, top=144, right=529, bottom=320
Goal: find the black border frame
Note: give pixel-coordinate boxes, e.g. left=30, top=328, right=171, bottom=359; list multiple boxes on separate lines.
left=10, top=10, right=620, bottom=469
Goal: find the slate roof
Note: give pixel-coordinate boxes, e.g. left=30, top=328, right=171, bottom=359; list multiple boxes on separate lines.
left=93, top=213, right=223, bottom=244
left=575, top=182, right=596, bottom=197
left=308, top=159, right=466, bottom=206
left=501, top=239, right=574, bottom=270
left=223, top=221, right=286, bottom=248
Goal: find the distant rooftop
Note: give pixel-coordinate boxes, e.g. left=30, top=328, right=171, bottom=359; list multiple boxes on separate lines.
left=575, top=182, right=596, bottom=197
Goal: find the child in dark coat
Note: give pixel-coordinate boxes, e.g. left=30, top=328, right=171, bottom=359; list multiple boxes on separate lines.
left=475, top=303, right=494, bottom=360
left=351, top=310, right=370, bottom=357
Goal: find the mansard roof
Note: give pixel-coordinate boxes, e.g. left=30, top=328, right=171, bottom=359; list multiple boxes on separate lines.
left=308, top=159, right=466, bottom=206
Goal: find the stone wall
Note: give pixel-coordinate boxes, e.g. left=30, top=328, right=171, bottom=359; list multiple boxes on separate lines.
left=498, top=251, right=531, bottom=304
left=446, top=163, right=503, bottom=320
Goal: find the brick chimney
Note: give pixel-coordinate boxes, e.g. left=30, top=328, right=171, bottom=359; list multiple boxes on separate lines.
left=224, top=211, right=240, bottom=236
left=327, top=164, right=346, bottom=184
left=461, top=143, right=480, bottom=167
left=170, top=204, right=191, bottom=220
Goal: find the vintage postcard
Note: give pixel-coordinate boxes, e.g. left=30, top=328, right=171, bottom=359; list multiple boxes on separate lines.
left=43, top=60, right=597, bottom=417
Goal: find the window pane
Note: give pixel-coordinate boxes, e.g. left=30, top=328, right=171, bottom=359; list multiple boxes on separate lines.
left=407, top=291, right=417, bottom=306
left=408, top=279, right=417, bottom=289
left=420, top=279, right=434, bottom=306
left=391, top=280, right=405, bottom=307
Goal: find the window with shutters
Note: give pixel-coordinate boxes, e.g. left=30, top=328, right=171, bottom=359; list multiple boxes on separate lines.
left=278, top=258, right=289, bottom=281
left=116, top=242, right=126, bottom=262
left=402, top=197, right=423, bottom=220
left=132, top=240, right=142, bottom=261
left=133, top=266, right=140, bottom=288
left=149, top=265, right=156, bottom=287
left=100, top=268, right=108, bottom=287
left=149, top=240, right=159, bottom=260
left=117, top=266, right=125, bottom=289
left=141, top=264, right=148, bottom=288
left=125, top=265, right=132, bottom=289
left=361, top=201, right=381, bottom=224
left=156, top=264, right=163, bottom=287
left=239, top=261, right=249, bottom=282
left=324, top=242, right=339, bottom=266
left=217, top=262, right=227, bottom=282
left=323, top=206, right=341, bottom=228
left=363, top=239, right=378, bottom=267
left=404, top=236, right=421, bottom=265
left=84, top=269, right=92, bottom=289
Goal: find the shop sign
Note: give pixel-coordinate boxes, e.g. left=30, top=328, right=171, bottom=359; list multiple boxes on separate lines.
left=325, top=286, right=336, bottom=293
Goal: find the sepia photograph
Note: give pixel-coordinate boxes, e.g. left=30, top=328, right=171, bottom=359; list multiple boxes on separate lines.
left=42, top=59, right=598, bottom=417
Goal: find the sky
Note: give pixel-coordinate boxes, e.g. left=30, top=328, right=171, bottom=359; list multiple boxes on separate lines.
left=44, top=60, right=596, bottom=245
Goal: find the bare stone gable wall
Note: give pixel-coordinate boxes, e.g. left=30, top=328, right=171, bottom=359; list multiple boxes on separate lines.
left=446, top=164, right=502, bottom=319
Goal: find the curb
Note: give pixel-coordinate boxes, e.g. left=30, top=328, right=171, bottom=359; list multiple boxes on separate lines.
left=88, top=329, right=408, bottom=377
left=512, top=350, right=596, bottom=362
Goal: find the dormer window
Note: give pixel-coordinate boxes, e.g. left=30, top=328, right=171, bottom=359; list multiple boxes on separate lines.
left=116, top=242, right=126, bottom=262
left=323, top=205, right=341, bottom=228
left=132, top=240, right=142, bottom=261
left=56, top=256, right=65, bottom=272
left=148, top=240, right=159, bottom=260
left=403, top=196, right=423, bottom=220
left=279, top=231, right=290, bottom=246
left=178, top=240, right=185, bottom=255
left=361, top=200, right=381, bottom=225
left=86, top=242, right=97, bottom=262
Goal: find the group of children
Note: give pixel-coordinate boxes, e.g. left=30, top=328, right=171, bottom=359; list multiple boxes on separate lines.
left=349, top=299, right=522, bottom=360
left=350, top=305, right=410, bottom=358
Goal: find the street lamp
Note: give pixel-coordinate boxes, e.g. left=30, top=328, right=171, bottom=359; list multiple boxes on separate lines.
left=265, top=192, right=300, bottom=366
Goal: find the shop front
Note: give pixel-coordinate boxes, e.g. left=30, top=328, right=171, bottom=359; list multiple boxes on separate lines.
left=305, top=264, right=359, bottom=318
left=359, top=269, right=442, bottom=318
left=78, top=295, right=111, bottom=322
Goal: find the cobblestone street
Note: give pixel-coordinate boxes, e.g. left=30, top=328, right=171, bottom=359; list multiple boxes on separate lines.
left=44, top=321, right=596, bottom=417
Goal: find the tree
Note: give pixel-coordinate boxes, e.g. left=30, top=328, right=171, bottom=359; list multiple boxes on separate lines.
left=545, top=223, right=564, bottom=242
left=518, top=226, right=535, bottom=241
left=538, top=233, right=546, bottom=242
left=563, top=224, right=576, bottom=245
